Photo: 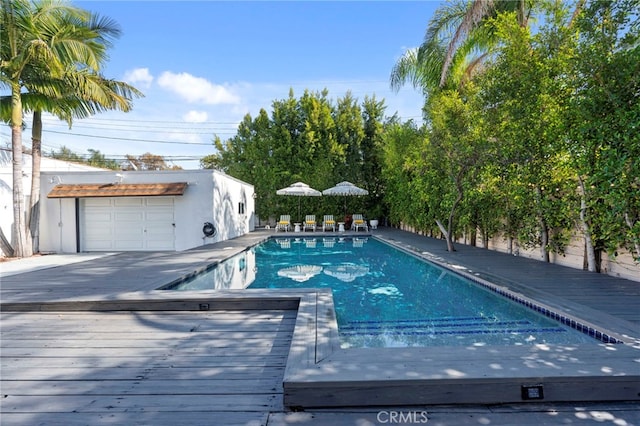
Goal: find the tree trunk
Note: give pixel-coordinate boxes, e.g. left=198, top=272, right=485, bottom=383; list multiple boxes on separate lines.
left=539, top=218, right=549, bottom=262
left=0, top=227, right=14, bottom=257
left=577, top=177, right=597, bottom=272
left=29, top=111, right=43, bottom=253
left=438, top=185, right=464, bottom=253
left=624, top=212, right=640, bottom=262
left=435, top=219, right=455, bottom=252
left=534, top=186, right=550, bottom=262
left=10, top=82, right=28, bottom=258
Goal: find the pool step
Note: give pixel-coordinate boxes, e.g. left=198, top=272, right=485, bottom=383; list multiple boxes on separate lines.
left=339, top=316, right=569, bottom=345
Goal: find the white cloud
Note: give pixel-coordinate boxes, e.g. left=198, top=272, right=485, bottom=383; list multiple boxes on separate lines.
left=123, top=68, right=154, bottom=88
left=157, top=71, right=240, bottom=105
left=183, top=110, right=208, bottom=123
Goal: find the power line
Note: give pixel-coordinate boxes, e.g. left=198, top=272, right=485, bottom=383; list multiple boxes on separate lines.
left=41, top=130, right=216, bottom=145
left=72, top=116, right=243, bottom=125
left=44, top=122, right=239, bottom=132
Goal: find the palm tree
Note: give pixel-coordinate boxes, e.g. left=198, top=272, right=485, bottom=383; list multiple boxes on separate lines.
left=0, top=0, right=138, bottom=257
left=391, top=0, right=587, bottom=93
left=391, top=0, right=536, bottom=93
left=21, top=71, right=143, bottom=252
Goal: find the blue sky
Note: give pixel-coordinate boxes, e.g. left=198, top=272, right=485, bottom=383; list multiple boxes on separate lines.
left=4, top=1, right=443, bottom=169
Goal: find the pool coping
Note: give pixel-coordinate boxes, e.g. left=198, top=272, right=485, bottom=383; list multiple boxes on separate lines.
left=154, top=234, right=640, bottom=407
left=3, top=286, right=639, bottom=408
left=275, top=236, right=640, bottom=407
left=372, top=236, right=634, bottom=345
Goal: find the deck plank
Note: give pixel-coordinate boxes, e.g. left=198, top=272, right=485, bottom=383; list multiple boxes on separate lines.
left=2, top=394, right=282, bottom=412
left=0, top=307, right=293, bottom=424
left=1, top=379, right=283, bottom=395
left=0, top=412, right=268, bottom=426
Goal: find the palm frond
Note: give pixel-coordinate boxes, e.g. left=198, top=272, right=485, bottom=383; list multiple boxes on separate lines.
left=441, top=0, right=495, bottom=87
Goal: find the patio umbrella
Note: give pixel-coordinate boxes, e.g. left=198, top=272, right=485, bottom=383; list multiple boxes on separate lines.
left=322, top=181, right=368, bottom=215
left=276, top=181, right=322, bottom=222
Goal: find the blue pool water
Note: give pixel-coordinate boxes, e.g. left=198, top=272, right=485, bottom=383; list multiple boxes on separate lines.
left=167, top=237, right=598, bottom=348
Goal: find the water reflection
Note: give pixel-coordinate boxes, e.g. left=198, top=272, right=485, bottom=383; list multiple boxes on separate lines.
left=353, top=237, right=368, bottom=248
left=276, top=238, right=291, bottom=249
left=169, top=250, right=256, bottom=290
left=323, top=238, right=336, bottom=248
left=324, top=263, right=369, bottom=283
left=278, top=264, right=323, bottom=282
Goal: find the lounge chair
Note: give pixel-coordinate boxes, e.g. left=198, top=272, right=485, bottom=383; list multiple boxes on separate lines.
left=322, top=215, right=336, bottom=232
left=303, top=215, right=316, bottom=232
left=352, top=214, right=368, bottom=232
left=276, top=215, right=291, bottom=232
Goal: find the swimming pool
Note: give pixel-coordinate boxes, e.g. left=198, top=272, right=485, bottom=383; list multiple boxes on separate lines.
left=166, top=236, right=599, bottom=348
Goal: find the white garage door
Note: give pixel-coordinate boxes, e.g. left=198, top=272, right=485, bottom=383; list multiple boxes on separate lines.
left=81, top=197, right=175, bottom=251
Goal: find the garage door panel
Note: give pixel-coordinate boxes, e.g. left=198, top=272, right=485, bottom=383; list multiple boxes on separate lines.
left=146, top=211, right=173, bottom=221
left=115, top=212, right=145, bottom=221
left=82, top=197, right=175, bottom=251
left=114, top=198, right=144, bottom=207
left=145, top=197, right=173, bottom=206
left=85, top=227, right=113, bottom=238
left=85, top=212, right=113, bottom=222
left=145, top=226, right=174, bottom=238
left=85, top=198, right=113, bottom=207
left=114, top=228, right=144, bottom=238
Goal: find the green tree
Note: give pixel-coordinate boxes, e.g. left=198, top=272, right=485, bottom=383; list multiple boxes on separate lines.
left=390, top=0, right=539, bottom=94
left=124, top=152, right=177, bottom=171
left=333, top=91, right=363, bottom=182
left=207, top=109, right=284, bottom=222
left=1, top=0, right=138, bottom=256
left=422, top=86, right=487, bottom=252
left=297, top=89, right=339, bottom=188
left=380, top=119, right=427, bottom=229
left=87, top=149, right=118, bottom=169
left=360, top=96, right=387, bottom=220
left=205, top=89, right=386, bottom=224
left=564, top=0, right=640, bottom=267
left=477, top=9, right=578, bottom=261
left=49, top=145, right=84, bottom=163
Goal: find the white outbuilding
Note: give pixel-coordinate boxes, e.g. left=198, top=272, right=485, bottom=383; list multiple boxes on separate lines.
left=0, top=149, right=107, bottom=256
left=40, top=169, right=255, bottom=253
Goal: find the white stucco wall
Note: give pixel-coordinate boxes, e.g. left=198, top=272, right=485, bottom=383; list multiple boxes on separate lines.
left=0, top=150, right=105, bottom=255
left=39, top=170, right=255, bottom=253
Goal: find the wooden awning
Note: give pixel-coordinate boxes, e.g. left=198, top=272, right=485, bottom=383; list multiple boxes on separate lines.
left=47, top=182, right=188, bottom=198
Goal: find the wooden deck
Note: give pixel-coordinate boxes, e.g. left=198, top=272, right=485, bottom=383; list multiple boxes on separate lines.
left=1, top=229, right=639, bottom=424
left=1, top=306, right=295, bottom=425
